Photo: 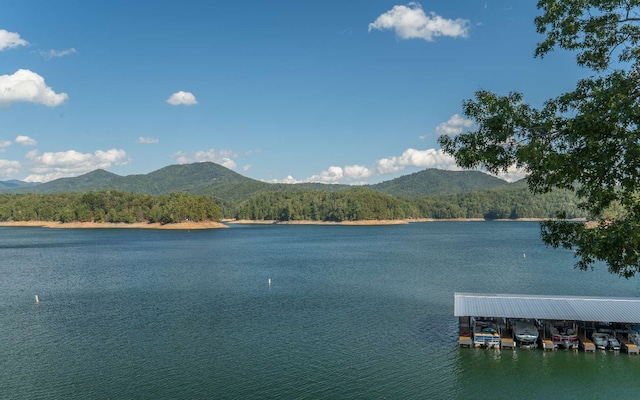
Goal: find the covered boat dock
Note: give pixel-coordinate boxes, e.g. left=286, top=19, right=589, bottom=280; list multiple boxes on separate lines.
left=454, top=293, right=640, bottom=353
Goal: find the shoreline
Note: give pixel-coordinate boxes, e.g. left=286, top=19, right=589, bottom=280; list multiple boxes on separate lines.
left=229, top=219, right=410, bottom=226
left=0, top=221, right=229, bottom=230
left=0, top=217, right=586, bottom=230
left=228, top=217, right=582, bottom=225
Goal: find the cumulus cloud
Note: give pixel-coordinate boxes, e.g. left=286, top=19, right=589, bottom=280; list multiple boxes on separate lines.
left=283, top=175, right=299, bottom=184
left=299, top=148, right=459, bottom=184
left=375, top=148, right=459, bottom=174
left=172, top=148, right=237, bottom=169
left=369, top=3, right=469, bottom=41
left=344, top=164, right=373, bottom=180
left=0, top=29, right=28, bottom=51
left=167, top=91, right=198, bottom=106
left=0, top=69, right=68, bottom=107
left=23, top=148, right=129, bottom=182
left=435, top=113, right=474, bottom=136
left=40, top=48, right=77, bottom=60
left=136, top=136, right=159, bottom=144
left=242, top=164, right=252, bottom=172
left=0, top=159, right=20, bottom=177
left=493, top=164, right=528, bottom=182
left=15, top=135, right=37, bottom=146
left=0, top=140, right=11, bottom=152
left=306, top=166, right=345, bottom=184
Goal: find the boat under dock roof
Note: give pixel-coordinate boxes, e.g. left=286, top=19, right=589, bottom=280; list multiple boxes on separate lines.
left=455, top=293, right=640, bottom=324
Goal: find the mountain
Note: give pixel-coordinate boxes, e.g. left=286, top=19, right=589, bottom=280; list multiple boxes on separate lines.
left=2, top=162, right=513, bottom=202
left=0, top=179, right=38, bottom=190
left=370, top=169, right=508, bottom=196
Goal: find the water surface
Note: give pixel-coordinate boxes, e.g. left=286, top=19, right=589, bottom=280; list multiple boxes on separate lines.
left=1, top=222, right=638, bottom=398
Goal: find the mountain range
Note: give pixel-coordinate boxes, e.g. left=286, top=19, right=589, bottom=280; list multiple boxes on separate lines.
left=0, top=162, right=511, bottom=202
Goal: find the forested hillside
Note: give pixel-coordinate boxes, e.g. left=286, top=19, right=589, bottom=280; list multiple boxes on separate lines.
left=370, top=169, right=507, bottom=196
left=234, top=184, right=586, bottom=222
left=0, top=191, right=222, bottom=224
left=0, top=163, right=588, bottom=223
left=405, top=183, right=585, bottom=219
left=2, top=163, right=514, bottom=202
left=236, top=189, right=406, bottom=221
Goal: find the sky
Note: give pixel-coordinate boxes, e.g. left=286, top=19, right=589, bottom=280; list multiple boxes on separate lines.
left=0, top=0, right=587, bottom=184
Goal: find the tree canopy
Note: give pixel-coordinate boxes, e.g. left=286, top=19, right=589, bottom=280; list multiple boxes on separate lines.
left=438, top=0, right=640, bottom=278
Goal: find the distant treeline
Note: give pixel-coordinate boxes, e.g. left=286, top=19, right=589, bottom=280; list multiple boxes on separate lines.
left=0, top=185, right=587, bottom=225
left=0, top=191, right=222, bottom=224
left=235, top=189, right=406, bottom=221
left=235, top=186, right=587, bottom=221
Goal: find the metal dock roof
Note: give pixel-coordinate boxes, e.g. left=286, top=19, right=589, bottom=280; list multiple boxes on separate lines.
left=454, top=293, right=640, bottom=324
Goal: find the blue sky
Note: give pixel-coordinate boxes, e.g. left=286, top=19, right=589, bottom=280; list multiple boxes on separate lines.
left=0, top=1, right=585, bottom=184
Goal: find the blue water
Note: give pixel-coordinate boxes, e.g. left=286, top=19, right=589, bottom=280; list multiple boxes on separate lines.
left=1, top=222, right=639, bottom=399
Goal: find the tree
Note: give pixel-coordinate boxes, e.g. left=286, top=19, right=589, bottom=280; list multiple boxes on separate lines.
left=438, top=0, right=640, bottom=278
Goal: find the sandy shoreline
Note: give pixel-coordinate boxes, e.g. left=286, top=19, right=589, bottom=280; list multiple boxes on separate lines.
left=0, top=217, right=584, bottom=230
left=0, top=221, right=229, bottom=230
left=229, top=219, right=410, bottom=226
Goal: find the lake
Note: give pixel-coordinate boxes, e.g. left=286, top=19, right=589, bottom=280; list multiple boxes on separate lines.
left=1, top=222, right=639, bottom=399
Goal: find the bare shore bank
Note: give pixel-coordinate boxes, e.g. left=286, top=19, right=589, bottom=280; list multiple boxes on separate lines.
left=0, top=218, right=585, bottom=230
left=0, top=221, right=228, bottom=230
left=229, top=219, right=410, bottom=226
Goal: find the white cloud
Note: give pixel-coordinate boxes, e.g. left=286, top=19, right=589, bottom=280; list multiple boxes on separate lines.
left=435, top=113, right=474, bottom=136
left=375, top=148, right=459, bottom=174
left=306, top=166, right=345, bottom=184
left=302, top=148, right=459, bottom=184
left=0, top=69, right=68, bottom=107
left=167, top=91, right=198, bottom=106
left=40, top=48, right=77, bottom=60
left=0, top=29, right=28, bottom=51
left=0, top=159, right=20, bottom=177
left=15, top=135, right=37, bottom=146
left=242, top=164, right=252, bottom=172
left=136, top=136, right=159, bottom=144
left=172, top=149, right=237, bottom=169
left=272, top=175, right=298, bottom=184
left=344, top=164, right=373, bottom=180
left=369, top=3, right=469, bottom=41
left=0, top=140, right=11, bottom=152
left=493, top=164, right=528, bottom=182
left=23, top=148, right=129, bottom=182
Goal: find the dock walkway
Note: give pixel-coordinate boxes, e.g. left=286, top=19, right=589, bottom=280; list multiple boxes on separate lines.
left=542, top=339, right=554, bottom=351
left=617, top=335, right=639, bottom=354
left=578, top=334, right=595, bottom=352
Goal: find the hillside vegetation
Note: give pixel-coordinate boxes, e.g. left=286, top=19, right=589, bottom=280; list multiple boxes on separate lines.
left=0, top=191, right=222, bottom=224
left=2, top=162, right=511, bottom=202
left=0, top=162, right=588, bottom=223
left=235, top=184, right=586, bottom=222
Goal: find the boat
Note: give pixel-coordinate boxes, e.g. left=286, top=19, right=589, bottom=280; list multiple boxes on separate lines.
left=549, top=322, right=579, bottom=349
left=607, top=336, right=621, bottom=351
left=592, top=332, right=609, bottom=350
left=472, top=318, right=501, bottom=348
left=628, top=325, right=640, bottom=346
left=511, top=320, right=539, bottom=348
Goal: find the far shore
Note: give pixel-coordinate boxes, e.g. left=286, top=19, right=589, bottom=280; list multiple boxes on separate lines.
left=228, top=217, right=583, bottom=225
left=0, top=217, right=586, bottom=230
left=0, top=221, right=229, bottom=230
left=229, top=219, right=411, bottom=226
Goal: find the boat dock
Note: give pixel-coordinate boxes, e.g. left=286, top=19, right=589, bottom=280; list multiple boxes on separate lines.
left=500, top=338, right=515, bottom=349
left=455, top=293, right=640, bottom=353
left=578, top=334, right=595, bottom=352
left=541, top=339, right=554, bottom=351
left=617, top=335, right=639, bottom=354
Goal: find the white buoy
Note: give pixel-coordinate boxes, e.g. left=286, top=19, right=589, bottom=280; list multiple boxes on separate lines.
left=523, top=253, right=526, bottom=258
left=268, top=278, right=272, bottom=287
left=35, top=295, right=39, bottom=304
